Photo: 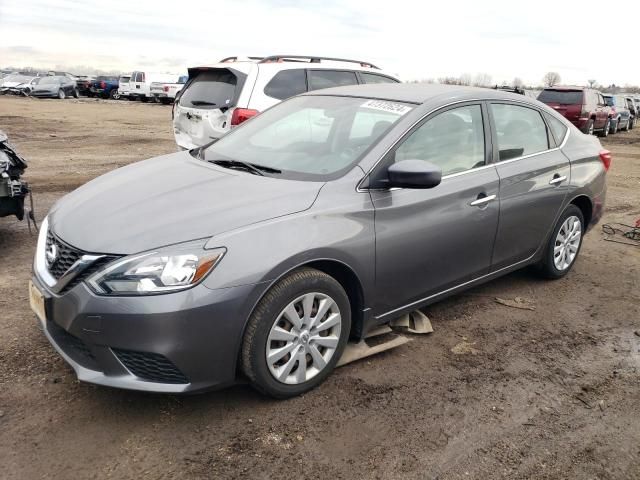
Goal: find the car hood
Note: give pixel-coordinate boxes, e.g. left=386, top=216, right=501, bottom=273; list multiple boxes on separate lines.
left=49, top=152, right=323, bottom=254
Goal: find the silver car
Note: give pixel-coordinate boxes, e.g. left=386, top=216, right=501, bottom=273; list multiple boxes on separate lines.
left=30, top=84, right=608, bottom=398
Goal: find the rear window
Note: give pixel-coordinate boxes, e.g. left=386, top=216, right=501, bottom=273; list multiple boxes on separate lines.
left=360, top=73, right=398, bottom=84
left=179, top=70, right=237, bottom=109
left=538, top=90, right=583, bottom=105
left=308, top=70, right=358, bottom=91
left=264, top=69, right=307, bottom=100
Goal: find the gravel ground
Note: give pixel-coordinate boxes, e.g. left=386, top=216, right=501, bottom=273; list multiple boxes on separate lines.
left=0, top=95, right=639, bottom=480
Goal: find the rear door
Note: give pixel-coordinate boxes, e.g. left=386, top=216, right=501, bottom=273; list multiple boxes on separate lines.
left=370, top=103, right=500, bottom=315
left=489, top=102, right=570, bottom=270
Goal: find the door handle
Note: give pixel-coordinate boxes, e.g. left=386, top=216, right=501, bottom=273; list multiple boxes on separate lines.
left=469, top=194, right=496, bottom=207
left=549, top=175, right=567, bottom=185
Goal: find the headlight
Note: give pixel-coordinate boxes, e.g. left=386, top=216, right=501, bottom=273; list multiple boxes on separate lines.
left=87, top=241, right=225, bottom=295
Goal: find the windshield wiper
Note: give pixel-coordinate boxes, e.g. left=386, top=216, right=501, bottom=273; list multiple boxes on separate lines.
left=210, top=159, right=265, bottom=176
left=190, top=100, right=217, bottom=106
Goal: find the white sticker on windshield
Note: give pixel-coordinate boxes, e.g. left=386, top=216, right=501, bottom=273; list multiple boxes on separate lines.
left=361, top=100, right=412, bottom=116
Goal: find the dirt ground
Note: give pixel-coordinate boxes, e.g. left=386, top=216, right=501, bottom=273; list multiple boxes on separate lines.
left=0, top=95, right=638, bottom=480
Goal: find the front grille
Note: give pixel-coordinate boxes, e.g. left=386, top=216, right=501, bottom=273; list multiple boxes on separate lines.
left=45, top=229, right=119, bottom=293
left=46, top=230, right=82, bottom=279
left=47, top=321, right=99, bottom=370
left=113, top=349, right=189, bottom=384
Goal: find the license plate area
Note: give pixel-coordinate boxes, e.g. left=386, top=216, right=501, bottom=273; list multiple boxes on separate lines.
left=29, top=280, right=47, bottom=324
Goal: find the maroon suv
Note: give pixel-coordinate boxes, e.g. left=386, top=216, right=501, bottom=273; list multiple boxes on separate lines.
left=538, top=87, right=611, bottom=137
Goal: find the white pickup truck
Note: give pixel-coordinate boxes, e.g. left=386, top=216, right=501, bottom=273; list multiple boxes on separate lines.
left=150, top=75, right=188, bottom=104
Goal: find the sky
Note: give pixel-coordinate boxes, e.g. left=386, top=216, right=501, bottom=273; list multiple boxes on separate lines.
left=1, top=0, right=639, bottom=87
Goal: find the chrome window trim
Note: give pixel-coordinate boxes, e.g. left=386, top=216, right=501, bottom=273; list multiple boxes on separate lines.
left=357, top=98, right=571, bottom=192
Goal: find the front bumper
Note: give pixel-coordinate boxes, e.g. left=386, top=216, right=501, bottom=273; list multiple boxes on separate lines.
left=31, top=273, right=262, bottom=393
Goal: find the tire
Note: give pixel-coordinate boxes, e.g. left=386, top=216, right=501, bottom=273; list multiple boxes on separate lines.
left=598, top=118, right=610, bottom=138
left=536, top=205, right=585, bottom=279
left=110, top=89, right=120, bottom=100
left=241, top=268, right=351, bottom=398
left=586, top=119, right=594, bottom=135
left=610, top=118, right=619, bottom=134
left=57, top=89, right=65, bottom=100
left=73, top=88, right=79, bottom=98
left=623, top=117, right=630, bottom=131
left=630, top=118, right=635, bottom=130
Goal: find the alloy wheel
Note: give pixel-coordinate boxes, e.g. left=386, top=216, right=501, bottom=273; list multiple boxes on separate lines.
left=587, top=122, right=594, bottom=135
left=266, top=292, right=341, bottom=385
left=553, top=215, right=582, bottom=271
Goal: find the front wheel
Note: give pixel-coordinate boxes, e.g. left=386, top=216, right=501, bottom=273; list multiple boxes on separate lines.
left=110, top=89, right=120, bottom=100
left=610, top=118, right=619, bottom=134
left=241, top=268, right=351, bottom=398
left=536, top=205, right=584, bottom=279
left=623, top=117, right=631, bottom=131
left=73, top=88, right=79, bottom=98
left=57, top=89, right=65, bottom=100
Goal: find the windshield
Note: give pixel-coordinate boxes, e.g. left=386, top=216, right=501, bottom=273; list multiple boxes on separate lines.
left=538, top=90, right=583, bottom=105
left=40, top=77, right=61, bottom=85
left=202, top=95, right=413, bottom=181
left=3, top=74, right=32, bottom=83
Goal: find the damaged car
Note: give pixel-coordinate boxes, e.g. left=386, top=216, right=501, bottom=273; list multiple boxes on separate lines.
left=0, top=74, right=38, bottom=96
left=0, top=131, right=30, bottom=221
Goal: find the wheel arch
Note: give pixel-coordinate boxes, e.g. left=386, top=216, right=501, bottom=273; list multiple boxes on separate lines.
left=569, top=194, right=593, bottom=228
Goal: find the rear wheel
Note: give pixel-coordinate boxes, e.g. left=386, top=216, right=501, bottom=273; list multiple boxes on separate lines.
left=598, top=118, right=610, bottom=137
left=110, top=89, right=120, bottom=100
left=610, top=118, right=619, bottom=134
left=586, top=119, right=594, bottom=135
left=72, top=88, right=79, bottom=98
left=537, top=205, right=584, bottom=279
left=623, top=117, right=630, bottom=131
left=241, top=268, right=351, bottom=398
left=57, top=89, right=65, bottom=100
left=630, top=117, right=635, bottom=130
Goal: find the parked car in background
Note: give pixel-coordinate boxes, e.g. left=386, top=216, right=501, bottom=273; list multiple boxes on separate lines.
left=30, top=84, right=608, bottom=397
left=128, top=71, right=182, bottom=102
left=0, top=75, right=39, bottom=96
left=173, top=55, right=400, bottom=150
left=150, top=75, right=188, bottom=104
left=75, top=75, right=96, bottom=96
left=625, top=96, right=636, bottom=129
left=30, top=76, right=79, bottom=99
left=538, top=87, right=611, bottom=137
left=603, top=94, right=631, bottom=133
left=89, top=76, right=121, bottom=99
left=117, top=74, right=131, bottom=99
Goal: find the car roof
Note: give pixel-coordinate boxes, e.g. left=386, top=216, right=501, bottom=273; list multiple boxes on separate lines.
left=303, top=83, right=545, bottom=106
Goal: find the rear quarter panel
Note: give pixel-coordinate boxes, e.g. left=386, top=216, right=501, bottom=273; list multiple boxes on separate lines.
left=561, top=128, right=607, bottom=229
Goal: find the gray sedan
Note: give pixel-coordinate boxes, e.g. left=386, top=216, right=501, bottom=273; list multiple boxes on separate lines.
left=30, top=84, right=608, bottom=397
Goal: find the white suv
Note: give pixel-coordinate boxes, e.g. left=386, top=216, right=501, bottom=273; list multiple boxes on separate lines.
left=172, top=55, right=400, bottom=150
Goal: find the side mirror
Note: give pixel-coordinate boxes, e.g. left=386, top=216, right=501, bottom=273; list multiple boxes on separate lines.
left=387, top=159, right=442, bottom=189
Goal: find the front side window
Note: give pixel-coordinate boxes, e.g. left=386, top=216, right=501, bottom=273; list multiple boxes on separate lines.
left=203, top=96, right=413, bottom=180
left=308, top=70, right=358, bottom=91
left=264, top=69, right=307, bottom=100
left=491, top=103, right=549, bottom=161
left=392, top=104, right=485, bottom=176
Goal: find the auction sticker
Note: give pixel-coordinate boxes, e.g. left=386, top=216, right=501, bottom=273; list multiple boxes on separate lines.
left=361, top=100, right=412, bottom=116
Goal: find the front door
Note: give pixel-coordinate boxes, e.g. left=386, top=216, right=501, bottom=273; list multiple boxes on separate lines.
left=488, top=102, right=570, bottom=270
left=369, top=103, right=500, bottom=318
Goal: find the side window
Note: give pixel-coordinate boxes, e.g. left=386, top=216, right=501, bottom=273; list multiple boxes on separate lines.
left=491, top=103, right=549, bottom=161
left=360, top=73, right=398, bottom=84
left=543, top=112, right=568, bottom=146
left=393, top=105, right=485, bottom=176
left=308, top=70, right=358, bottom=91
left=264, top=69, right=307, bottom=100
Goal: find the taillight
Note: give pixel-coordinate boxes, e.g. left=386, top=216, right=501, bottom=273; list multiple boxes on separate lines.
left=599, top=150, right=612, bottom=171
left=100, top=81, right=105, bottom=88
left=230, top=108, right=259, bottom=126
